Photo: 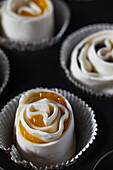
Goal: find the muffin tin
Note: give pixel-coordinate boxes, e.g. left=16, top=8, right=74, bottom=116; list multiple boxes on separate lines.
left=0, top=0, right=112, bottom=170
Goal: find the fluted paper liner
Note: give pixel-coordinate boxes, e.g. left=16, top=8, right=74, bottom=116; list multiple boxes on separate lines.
left=60, top=23, right=113, bottom=98
left=0, top=48, right=9, bottom=95
left=0, top=0, right=70, bottom=51
left=0, top=88, right=97, bottom=169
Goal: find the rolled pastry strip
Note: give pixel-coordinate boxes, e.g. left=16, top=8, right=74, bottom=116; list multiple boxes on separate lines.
left=14, top=89, right=75, bottom=167
left=70, top=30, right=113, bottom=94
left=1, top=0, right=54, bottom=42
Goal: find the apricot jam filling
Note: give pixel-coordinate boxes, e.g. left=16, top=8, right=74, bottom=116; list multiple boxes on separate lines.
left=23, top=91, right=68, bottom=110
left=19, top=121, right=47, bottom=144
left=29, top=114, right=46, bottom=127
left=18, top=0, right=49, bottom=17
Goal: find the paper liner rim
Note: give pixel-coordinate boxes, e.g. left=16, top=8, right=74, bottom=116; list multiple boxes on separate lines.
left=0, top=48, right=10, bottom=95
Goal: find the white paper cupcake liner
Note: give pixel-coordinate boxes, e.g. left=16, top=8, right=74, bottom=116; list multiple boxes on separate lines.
left=0, top=87, right=97, bottom=169
left=0, top=0, right=70, bottom=51
left=0, top=48, right=9, bottom=95
left=60, top=23, right=113, bottom=98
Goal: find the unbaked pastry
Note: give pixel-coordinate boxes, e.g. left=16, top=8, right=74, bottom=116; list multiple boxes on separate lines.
left=70, top=30, right=113, bottom=94
left=1, top=0, right=54, bottom=42
left=14, top=89, right=75, bottom=167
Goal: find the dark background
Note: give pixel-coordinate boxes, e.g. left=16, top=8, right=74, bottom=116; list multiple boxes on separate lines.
left=0, top=0, right=113, bottom=169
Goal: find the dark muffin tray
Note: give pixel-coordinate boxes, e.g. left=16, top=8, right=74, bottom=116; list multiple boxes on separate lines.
left=0, top=0, right=113, bottom=170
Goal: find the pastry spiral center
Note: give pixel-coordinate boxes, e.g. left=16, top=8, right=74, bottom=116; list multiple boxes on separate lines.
left=96, top=38, right=113, bottom=61
left=18, top=92, right=70, bottom=144
left=76, top=34, right=113, bottom=76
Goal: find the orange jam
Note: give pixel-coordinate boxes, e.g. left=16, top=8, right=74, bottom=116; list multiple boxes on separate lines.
left=23, top=91, right=68, bottom=110
left=18, top=0, right=48, bottom=17
left=19, top=121, right=47, bottom=144
left=29, top=114, right=46, bottom=127
left=19, top=91, right=70, bottom=144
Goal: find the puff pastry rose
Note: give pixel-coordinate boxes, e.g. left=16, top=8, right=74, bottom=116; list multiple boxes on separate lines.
left=70, top=30, right=113, bottom=94
left=1, top=0, right=54, bottom=42
left=14, top=89, right=75, bottom=167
